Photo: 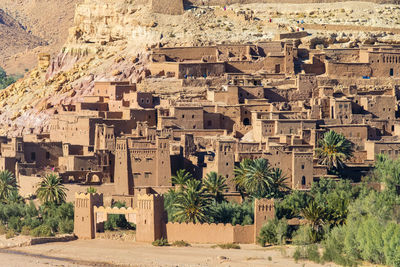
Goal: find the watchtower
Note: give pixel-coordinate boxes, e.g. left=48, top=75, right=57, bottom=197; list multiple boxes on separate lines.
left=254, top=198, right=275, bottom=240
left=74, top=193, right=103, bottom=239
left=136, top=194, right=165, bottom=242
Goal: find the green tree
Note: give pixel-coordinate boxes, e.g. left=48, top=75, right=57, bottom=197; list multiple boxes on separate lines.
left=315, top=130, right=353, bottom=171
left=269, top=168, right=289, bottom=198
left=36, top=173, right=68, bottom=205
left=243, top=158, right=273, bottom=198
left=234, top=158, right=253, bottom=198
left=257, top=218, right=288, bottom=246
left=0, top=68, right=19, bottom=89
left=202, top=172, right=228, bottom=203
left=383, top=222, right=400, bottom=267
left=0, top=170, right=18, bottom=202
left=173, top=179, right=210, bottom=223
left=301, top=200, right=328, bottom=243
left=171, top=169, right=193, bottom=192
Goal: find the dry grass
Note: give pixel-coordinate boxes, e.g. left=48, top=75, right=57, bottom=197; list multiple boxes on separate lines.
left=212, top=243, right=241, bottom=249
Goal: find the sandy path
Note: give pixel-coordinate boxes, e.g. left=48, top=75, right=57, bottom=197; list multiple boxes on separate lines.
left=0, top=249, right=86, bottom=267
left=7, top=239, right=336, bottom=267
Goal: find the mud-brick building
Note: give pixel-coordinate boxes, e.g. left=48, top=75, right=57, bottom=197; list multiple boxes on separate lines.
left=114, top=136, right=171, bottom=196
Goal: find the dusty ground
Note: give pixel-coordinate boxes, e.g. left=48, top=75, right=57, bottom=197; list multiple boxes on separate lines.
left=4, top=239, right=335, bottom=267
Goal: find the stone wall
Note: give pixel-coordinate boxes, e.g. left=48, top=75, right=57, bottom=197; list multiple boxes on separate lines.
left=165, top=222, right=254, bottom=243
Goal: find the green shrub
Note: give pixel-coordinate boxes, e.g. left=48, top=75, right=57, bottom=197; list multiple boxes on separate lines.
left=293, top=225, right=313, bottom=245
left=293, top=244, right=321, bottom=264
left=86, top=187, right=97, bottom=194
left=8, top=216, right=22, bottom=232
left=5, top=229, right=15, bottom=239
left=172, top=240, right=191, bottom=247
left=0, top=68, right=20, bottom=89
left=30, top=225, right=53, bottom=237
left=104, top=202, right=135, bottom=231
left=258, top=219, right=288, bottom=246
left=207, top=200, right=254, bottom=226
left=383, top=222, right=400, bottom=267
left=0, top=223, right=6, bottom=235
left=58, top=219, right=74, bottom=234
left=213, top=243, right=241, bottom=249
left=21, top=226, right=31, bottom=236
left=152, top=238, right=169, bottom=246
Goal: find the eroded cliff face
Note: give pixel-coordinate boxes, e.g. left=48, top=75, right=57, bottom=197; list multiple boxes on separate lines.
left=0, top=0, right=277, bottom=136
left=0, top=0, right=154, bottom=136
left=4, top=0, right=400, bottom=136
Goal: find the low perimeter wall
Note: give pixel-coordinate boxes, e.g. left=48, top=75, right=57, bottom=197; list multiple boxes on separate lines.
left=166, top=222, right=254, bottom=243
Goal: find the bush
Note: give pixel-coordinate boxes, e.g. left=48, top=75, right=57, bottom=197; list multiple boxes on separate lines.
left=293, top=225, right=313, bottom=245
left=104, top=202, right=135, bottom=231
left=5, top=229, right=15, bottom=239
left=0, top=223, right=6, bottom=235
left=213, top=243, right=241, bottom=249
left=86, top=187, right=97, bottom=194
left=257, top=219, right=289, bottom=247
left=30, top=225, right=53, bottom=237
left=152, top=238, right=169, bottom=246
left=275, top=190, right=311, bottom=219
left=8, top=216, right=23, bottom=232
left=207, top=200, right=254, bottom=226
left=0, top=68, right=20, bottom=89
left=172, top=240, right=191, bottom=247
left=58, top=219, right=74, bottom=234
left=293, top=244, right=321, bottom=264
left=21, top=226, right=31, bottom=236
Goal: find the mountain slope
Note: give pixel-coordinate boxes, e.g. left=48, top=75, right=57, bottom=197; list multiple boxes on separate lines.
left=0, top=0, right=80, bottom=74
left=0, top=9, right=47, bottom=73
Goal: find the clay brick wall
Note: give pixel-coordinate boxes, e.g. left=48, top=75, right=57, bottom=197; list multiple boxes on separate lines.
left=226, top=60, right=264, bottom=73
left=18, top=174, right=41, bottom=198
left=178, top=62, right=225, bottom=78
left=149, top=63, right=180, bottom=78
left=153, top=47, right=217, bottom=61
left=165, top=222, right=254, bottom=243
left=326, top=62, right=372, bottom=78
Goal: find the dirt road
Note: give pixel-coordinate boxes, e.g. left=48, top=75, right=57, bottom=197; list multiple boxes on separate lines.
left=0, top=239, right=336, bottom=267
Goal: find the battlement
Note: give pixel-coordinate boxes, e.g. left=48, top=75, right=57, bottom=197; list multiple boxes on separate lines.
left=136, top=193, right=164, bottom=201
left=94, top=206, right=137, bottom=214
left=75, top=192, right=104, bottom=199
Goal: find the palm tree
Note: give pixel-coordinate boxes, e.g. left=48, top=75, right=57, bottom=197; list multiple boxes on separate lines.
left=301, top=200, right=328, bottom=243
left=36, top=173, right=68, bottom=205
left=315, top=130, right=353, bottom=171
left=171, top=169, right=193, bottom=191
left=173, top=179, right=210, bottom=223
left=203, top=172, right=228, bottom=203
left=244, top=158, right=273, bottom=198
left=270, top=168, right=290, bottom=198
left=0, top=170, right=18, bottom=202
left=328, top=198, right=349, bottom=226
left=234, top=158, right=253, bottom=198
left=86, top=187, right=97, bottom=194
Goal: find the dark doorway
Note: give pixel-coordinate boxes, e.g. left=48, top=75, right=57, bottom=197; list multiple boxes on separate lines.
left=275, top=64, right=280, bottom=74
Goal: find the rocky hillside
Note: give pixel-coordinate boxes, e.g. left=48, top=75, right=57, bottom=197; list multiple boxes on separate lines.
left=0, top=0, right=80, bottom=74
left=3, top=0, right=400, bottom=136
left=0, top=9, right=46, bottom=73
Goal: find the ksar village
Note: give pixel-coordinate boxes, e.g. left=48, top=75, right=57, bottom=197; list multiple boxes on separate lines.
left=0, top=0, right=399, bottom=266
